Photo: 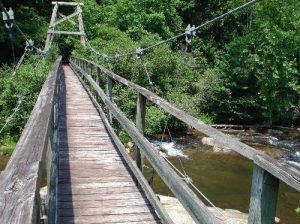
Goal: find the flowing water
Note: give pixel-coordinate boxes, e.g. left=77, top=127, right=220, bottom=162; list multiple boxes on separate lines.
left=146, top=126, right=300, bottom=224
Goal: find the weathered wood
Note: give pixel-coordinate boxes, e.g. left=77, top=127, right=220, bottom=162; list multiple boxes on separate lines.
left=45, top=3, right=58, bottom=50
left=75, top=68, right=174, bottom=224
left=254, top=154, right=300, bottom=192
left=77, top=4, right=86, bottom=45
left=58, top=12, right=77, bottom=26
left=50, top=11, right=80, bottom=28
left=70, top=61, right=219, bottom=224
left=248, top=164, right=279, bottom=224
left=70, top=57, right=300, bottom=192
left=136, top=93, right=146, bottom=172
left=58, top=213, right=159, bottom=224
left=107, top=76, right=113, bottom=124
left=47, top=30, right=83, bottom=35
left=0, top=57, right=62, bottom=224
left=53, top=66, right=160, bottom=223
left=52, top=1, right=84, bottom=6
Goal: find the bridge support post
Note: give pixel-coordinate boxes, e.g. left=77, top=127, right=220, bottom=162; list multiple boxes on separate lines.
left=106, top=77, right=113, bottom=124
left=96, top=67, right=100, bottom=86
left=135, top=94, right=146, bottom=172
left=248, top=164, right=279, bottom=224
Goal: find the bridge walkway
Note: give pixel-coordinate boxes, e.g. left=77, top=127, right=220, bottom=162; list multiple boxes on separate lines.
left=56, top=66, right=160, bottom=223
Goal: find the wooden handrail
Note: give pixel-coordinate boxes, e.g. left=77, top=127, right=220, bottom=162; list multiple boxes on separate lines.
left=0, top=57, right=63, bottom=223
left=70, top=56, right=300, bottom=191
left=70, top=56, right=300, bottom=224
left=70, top=59, right=220, bottom=224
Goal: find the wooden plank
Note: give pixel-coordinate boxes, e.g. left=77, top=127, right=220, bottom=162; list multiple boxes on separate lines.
left=58, top=213, right=159, bottom=224
left=58, top=192, right=145, bottom=202
left=54, top=66, right=160, bottom=223
left=79, top=78, right=174, bottom=224
left=70, top=61, right=219, bottom=224
left=58, top=186, right=139, bottom=195
left=52, top=2, right=84, bottom=6
left=58, top=199, right=151, bottom=209
left=58, top=205, right=154, bottom=216
left=47, top=30, right=83, bottom=35
left=248, top=164, right=279, bottom=224
left=0, top=57, right=62, bottom=223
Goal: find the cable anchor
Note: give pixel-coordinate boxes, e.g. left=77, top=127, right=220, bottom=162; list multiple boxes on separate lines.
left=135, top=48, right=144, bottom=58
left=25, top=39, right=34, bottom=52
left=183, top=175, right=193, bottom=184
left=2, top=7, right=14, bottom=29
left=103, top=54, right=109, bottom=62
left=185, top=24, right=196, bottom=46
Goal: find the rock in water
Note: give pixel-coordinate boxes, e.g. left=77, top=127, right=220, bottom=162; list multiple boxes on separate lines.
left=201, top=137, right=231, bottom=152
left=157, top=194, right=280, bottom=224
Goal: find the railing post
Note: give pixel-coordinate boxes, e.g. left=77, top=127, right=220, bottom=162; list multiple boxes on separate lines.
left=106, top=76, right=113, bottom=124
left=96, top=66, right=100, bottom=86
left=135, top=94, right=146, bottom=172
left=89, top=63, right=93, bottom=77
left=248, top=164, right=279, bottom=224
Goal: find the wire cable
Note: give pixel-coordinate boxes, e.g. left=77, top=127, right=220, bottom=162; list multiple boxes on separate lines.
left=85, top=0, right=257, bottom=62
left=163, top=156, right=226, bottom=220
left=0, top=97, right=22, bottom=135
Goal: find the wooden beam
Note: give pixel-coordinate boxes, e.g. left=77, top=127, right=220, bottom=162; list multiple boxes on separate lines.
left=70, top=60, right=220, bottom=224
left=77, top=4, right=86, bottom=45
left=52, top=2, right=84, bottom=6
left=106, top=76, right=113, bottom=124
left=0, top=57, right=62, bottom=223
left=248, top=164, right=279, bottom=224
left=58, top=12, right=77, bottom=25
left=50, top=11, right=80, bottom=28
left=45, top=3, right=58, bottom=50
left=47, top=30, right=83, bottom=35
left=136, top=94, right=146, bottom=172
left=254, top=154, right=300, bottom=191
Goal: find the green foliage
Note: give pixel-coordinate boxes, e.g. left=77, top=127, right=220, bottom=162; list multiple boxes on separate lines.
left=1, top=0, right=299, bottom=141
left=296, top=207, right=300, bottom=220
left=0, top=137, right=16, bottom=155
left=0, top=46, right=59, bottom=146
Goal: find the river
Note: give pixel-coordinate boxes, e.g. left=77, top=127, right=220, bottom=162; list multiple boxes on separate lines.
left=146, top=126, right=300, bottom=224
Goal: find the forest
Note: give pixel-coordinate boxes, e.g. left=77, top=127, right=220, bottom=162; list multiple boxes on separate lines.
left=0, top=0, right=299, bottom=150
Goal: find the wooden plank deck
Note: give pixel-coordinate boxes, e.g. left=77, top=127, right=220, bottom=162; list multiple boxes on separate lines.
left=57, top=66, right=160, bottom=223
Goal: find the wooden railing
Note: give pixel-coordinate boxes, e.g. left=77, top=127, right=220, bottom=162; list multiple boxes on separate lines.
left=0, top=57, right=63, bottom=223
left=70, top=56, right=300, bottom=224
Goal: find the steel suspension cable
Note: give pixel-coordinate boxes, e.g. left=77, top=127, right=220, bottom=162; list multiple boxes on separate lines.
left=89, top=0, right=257, bottom=61
left=0, top=97, right=23, bottom=135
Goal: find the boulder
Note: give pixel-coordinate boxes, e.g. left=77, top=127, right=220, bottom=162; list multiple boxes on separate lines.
left=201, top=137, right=231, bottom=152
left=157, top=194, right=280, bottom=224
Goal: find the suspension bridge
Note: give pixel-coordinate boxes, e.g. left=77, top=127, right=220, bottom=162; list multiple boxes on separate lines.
left=0, top=1, right=299, bottom=224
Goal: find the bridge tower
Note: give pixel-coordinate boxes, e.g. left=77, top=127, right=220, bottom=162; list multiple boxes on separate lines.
left=45, top=1, right=86, bottom=50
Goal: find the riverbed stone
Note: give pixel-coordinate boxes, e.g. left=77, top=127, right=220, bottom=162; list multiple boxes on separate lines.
left=267, top=129, right=284, bottom=135
left=201, top=137, right=231, bottom=152
left=158, top=194, right=280, bottom=224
